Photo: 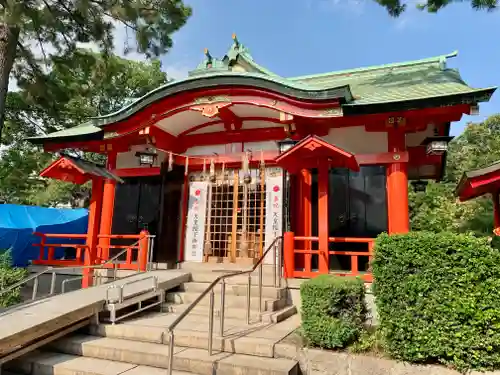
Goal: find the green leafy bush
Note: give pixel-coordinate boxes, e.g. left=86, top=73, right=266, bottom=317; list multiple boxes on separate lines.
left=0, top=250, right=28, bottom=307
left=300, top=274, right=366, bottom=349
left=373, top=231, right=500, bottom=372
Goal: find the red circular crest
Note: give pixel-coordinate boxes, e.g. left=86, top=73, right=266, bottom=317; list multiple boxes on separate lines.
left=195, top=189, right=201, bottom=196
left=273, top=185, right=280, bottom=192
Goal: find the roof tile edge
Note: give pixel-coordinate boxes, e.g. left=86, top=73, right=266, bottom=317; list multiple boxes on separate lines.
left=288, top=51, right=459, bottom=81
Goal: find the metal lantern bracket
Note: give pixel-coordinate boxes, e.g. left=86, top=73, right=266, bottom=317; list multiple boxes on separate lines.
left=277, top=139, right=298, bottom=154
left=421, top=136, right=454, bottom=156
left=135, top=150, right=158, bottom=166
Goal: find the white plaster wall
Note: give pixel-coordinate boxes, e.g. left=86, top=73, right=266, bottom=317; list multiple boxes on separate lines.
left=244, top=141, right=279, bottom=152
left=321, top=126, right=388, bottom=154
left=184, top=145, right=226, bottom=156
left=116, top=145, right=165, bottom=169
left=406, top=124, right=434, bottom=148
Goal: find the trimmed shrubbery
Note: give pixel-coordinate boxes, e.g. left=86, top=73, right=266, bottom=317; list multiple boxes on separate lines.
left=0, top=250, right=28, bottom=307
left=373, top=231, right=500, bottom=372
left=300, top=274, right=366, bottom=349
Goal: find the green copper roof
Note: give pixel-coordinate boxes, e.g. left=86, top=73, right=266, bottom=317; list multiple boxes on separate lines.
left=189, top=34, right=279, bottom=77
left=28, top=39, right=496, bottom=145
left=289, top=51, right=495, bottom=108
left=29, top=124, right=102, bottom=143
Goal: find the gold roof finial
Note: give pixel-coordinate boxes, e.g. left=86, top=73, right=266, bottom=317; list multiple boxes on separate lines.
left=232, top=33, right=239, bottom=48
left=204, top=48, right=212, bottom=62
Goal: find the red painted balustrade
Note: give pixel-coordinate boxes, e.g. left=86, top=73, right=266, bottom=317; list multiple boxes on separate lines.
left=32, top=230, right=151, bottom=271
left=283, top=232, right=374, bottom=282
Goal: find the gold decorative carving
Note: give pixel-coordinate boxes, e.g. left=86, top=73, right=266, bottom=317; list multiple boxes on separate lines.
left=103, top=131, right=118, bottom=139
left=386, top=116, right=406, bottom=128
left=193, top=96, right=231, bottom=105
left=304, top=141, right=321, bottom=151
left=320, top=107, right=343, bottom=117
left=191, top=102, right=232, bottom=118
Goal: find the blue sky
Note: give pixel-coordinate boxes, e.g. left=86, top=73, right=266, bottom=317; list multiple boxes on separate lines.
left=158, top=0, right=499, bottom=136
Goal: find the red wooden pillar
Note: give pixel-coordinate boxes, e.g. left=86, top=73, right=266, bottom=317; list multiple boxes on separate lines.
left=387, top=131, right=409, bottom=234
left=493, top=191, right=500, bottom=230
left=98, top=152, right=117, bottom=261
left=301, top=169, right=312, bottom=272
left=294, top=169, right=312, bottom=270
left=283, top=231, right=295, bottom=278
left=82, top=177, right=104, bottom=288
left=138, top=229, right=150, bottom=271
left=317, top=159, right=329, bottom=273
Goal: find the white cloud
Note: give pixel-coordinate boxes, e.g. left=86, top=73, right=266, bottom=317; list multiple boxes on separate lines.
left=319, top=0, right=366, bottom=15
left=393, top=0, right=428, bottom=29
left=163, top=63, right=190, bottom=80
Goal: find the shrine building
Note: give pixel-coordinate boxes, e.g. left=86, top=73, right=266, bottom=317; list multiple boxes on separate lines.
left=28, top=35, right=496, bottom=282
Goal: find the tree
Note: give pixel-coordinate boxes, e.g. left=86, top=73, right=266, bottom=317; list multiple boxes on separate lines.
left=409, top=114, right=500, bottom=237
left=0, top=0, right=192, bottom=141
left=374, top=0, right=497, bottom=16
left=0, top=49, right=170, bottom=206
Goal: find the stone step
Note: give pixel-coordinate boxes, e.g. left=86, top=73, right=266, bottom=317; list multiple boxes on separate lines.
left=89, top=322, right=278, bottom=357
left=7, top=350, right=202, bottom=375
left=47, top=334, right=299, bottom=375
left=179, top=262, right=280, bottom=273
left=181, top=282, right=286, bottom=299
left=162, top=303, right=296, bottom=324
left=166, top=292, right=285, bottom=312
left=189, top=272, right=282, bottom=287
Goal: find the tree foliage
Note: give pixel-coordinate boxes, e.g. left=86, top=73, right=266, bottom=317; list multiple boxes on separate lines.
left=0, top=50, right=169, bottom=206
left=374, top=0, right=498, bottom=16
left=409, top=114, right=500, bottom=237
left=0, top=0, right=191, bottom=140
left=0, top=250, right=28, bottom=307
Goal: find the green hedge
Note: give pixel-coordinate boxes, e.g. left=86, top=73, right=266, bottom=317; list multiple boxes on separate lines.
left=300, top=274, right=366, bottom=349
left=373, top=232, right=500, bottom=372
left=0, top=250, right=28, bottom=307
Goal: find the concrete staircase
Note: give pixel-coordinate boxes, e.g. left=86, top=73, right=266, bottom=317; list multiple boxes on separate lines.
left=6, top=263, right=300, bottom=375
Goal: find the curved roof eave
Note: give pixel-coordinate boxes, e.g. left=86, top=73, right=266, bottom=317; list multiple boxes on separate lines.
left=81, top=72, right=352, bottom=129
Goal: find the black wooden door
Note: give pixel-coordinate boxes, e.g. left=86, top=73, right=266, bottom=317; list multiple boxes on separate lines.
left=111, top=176, right=162, bottom=259
left=325, top=166, right=387, bottom=239
left=112, top=178, right=141, bottom=236
left=156, top=165, right=185, bottom=265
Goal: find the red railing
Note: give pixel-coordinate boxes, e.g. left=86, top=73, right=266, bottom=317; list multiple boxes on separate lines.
left=97, top=233, right=149, bottom=271
left=32, top=233, right=88, bottom=266
left=283, top=232, right=374, bottom=282
left=32, top=231, right=150, bottom=271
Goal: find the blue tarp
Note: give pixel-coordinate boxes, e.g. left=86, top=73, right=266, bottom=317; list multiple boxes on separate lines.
left=0, top=204, right=88, bottom=267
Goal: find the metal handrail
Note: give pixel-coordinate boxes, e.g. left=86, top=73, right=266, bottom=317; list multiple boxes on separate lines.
left=165, top=236, right=283, bottom=375
left=0, top=236, right=150, bottom=301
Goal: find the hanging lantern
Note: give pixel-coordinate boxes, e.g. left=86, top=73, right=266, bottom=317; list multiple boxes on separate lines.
left=168, top=152, right=173, bottom=172
left=277, top=139, right=297, bottom=154
left=135, top=149, right=157, bottom=166
left=209, top=158, right=216, bottom=183
left=421, top=136, right=454, bottom=156
left=243, top=151, right=251, bottom=184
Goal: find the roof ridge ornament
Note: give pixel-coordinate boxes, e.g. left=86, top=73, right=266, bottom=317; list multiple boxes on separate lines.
left=204, top=48, right=213, bottom=67
left=232, top=33, right=240, bottom=48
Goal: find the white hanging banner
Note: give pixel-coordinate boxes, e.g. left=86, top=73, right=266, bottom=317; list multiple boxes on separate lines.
left=184, top=180, right=208, bottom=262
left=264, top=167, right=284, bottom=265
